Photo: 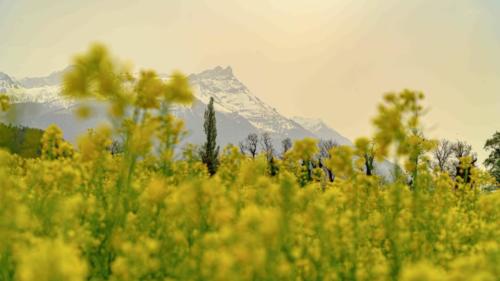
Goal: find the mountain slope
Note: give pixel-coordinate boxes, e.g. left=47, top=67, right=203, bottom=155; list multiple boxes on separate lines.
left=187, top=66, right=313, bottom=139
left=19, top=67, right=70, bottom=88
left=292, top=116, right=352, bottom=145
left=1, top=66, right=350, bottom=146
left=1, top=66, right=396, bottom=179
left=0, top=72, right=21, bottom=93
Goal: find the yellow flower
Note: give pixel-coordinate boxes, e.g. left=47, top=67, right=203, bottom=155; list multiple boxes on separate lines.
left=286, top=138, right=318, bottom=162
left=164, top=71, right=194, bottom=105
left=0, top=94, right=10, bottom=111
left=143, top=177, right=168, bottom=205
left=400, top=261, right=445, bottom=281
left=327, top=145, right=354, bottom=178
left=134, top=70, right=164, bottom=109
left=41, top=124, right=74, bottom=160
left=16, top=238, right=87, bottom=281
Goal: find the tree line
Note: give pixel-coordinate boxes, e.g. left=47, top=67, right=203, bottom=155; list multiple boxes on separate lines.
left=199, top=97, right=499, bottom=187
left=0, top=95, right=497, bottom=188
left=0, top=123, right=44, bottom=158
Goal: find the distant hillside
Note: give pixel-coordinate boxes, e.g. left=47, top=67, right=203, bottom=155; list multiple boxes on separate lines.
left=0, top=123, right=44, bottom=158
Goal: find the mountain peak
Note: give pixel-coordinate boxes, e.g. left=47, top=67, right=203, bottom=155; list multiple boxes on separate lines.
left=191, top=65, right=234, bottom=80
left=292, top=116, right=352, bottom=145
left=19, top=67, right=71, bottom=88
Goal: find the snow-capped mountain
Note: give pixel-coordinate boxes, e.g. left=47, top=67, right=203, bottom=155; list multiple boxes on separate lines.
left=1, top=66, right=396, bottom=179
left=1, top=66, right=347, bottom=146
left=19, top=67, right=70, bottom=88
left=188, top=66, right=308, bottom=135
left=0, top=72, right=21, bottom=93
left=1, top=69, right=71, bottom=107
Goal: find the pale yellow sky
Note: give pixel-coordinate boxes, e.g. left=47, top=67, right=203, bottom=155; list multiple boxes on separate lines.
left=0, top=0, right=499, bottom=161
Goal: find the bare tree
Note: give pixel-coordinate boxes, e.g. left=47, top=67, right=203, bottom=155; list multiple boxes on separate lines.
left=109, top=139, right=124, bottom=156
left=260, top=132, right=275, bottom=160
left=238, top=141, right=246, bottom=155
left=281, top=137, right=292, bottom=156
left=452, top=140, right=474, bottom=159
left=451, top=140, right=477, bottom=183
left=241, top=133, right=259, bottom=158
left=318, top=139, right=337, bottom=159
left=261, top=132, right=278, bottom=175
left=433, top=139, right=453, bottom=172
left=318, top=139, right=337, bottom=182
left=362, top=143, right=376, bottom=176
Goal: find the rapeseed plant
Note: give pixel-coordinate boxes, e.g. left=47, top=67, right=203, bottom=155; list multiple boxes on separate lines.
left=0, top=44, right=498, bottom=281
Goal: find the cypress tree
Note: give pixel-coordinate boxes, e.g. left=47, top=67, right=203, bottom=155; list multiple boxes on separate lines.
left=201, top=97, right=219, bottom=175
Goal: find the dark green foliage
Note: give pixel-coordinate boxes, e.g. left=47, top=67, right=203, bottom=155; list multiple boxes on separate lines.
left=0, top=123, right=44, bottom=158
left=484, top=131, right=500, bottom=183
left=200, top=97, right=219, bottom=175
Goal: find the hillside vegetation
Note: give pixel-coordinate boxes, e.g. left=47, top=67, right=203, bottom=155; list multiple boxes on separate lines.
left=0, top=44, right=498, bottom=281
left=0, top=123, right=44, bottom=158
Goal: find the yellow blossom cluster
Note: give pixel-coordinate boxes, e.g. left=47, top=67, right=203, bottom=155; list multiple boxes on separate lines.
left=0, top=94, right=10, bottom=112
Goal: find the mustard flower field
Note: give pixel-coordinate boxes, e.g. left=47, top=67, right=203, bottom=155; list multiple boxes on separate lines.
left=0, top=45, right=498, bottom=281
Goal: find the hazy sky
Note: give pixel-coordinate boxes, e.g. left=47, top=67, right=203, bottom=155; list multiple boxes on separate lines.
left=1, top=0, right=499, bottom=161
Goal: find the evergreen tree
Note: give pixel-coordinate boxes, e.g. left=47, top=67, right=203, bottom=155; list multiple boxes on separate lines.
left=484, top=131, right=500, bottom=183
left=201, top=97, right=219, bottom=175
